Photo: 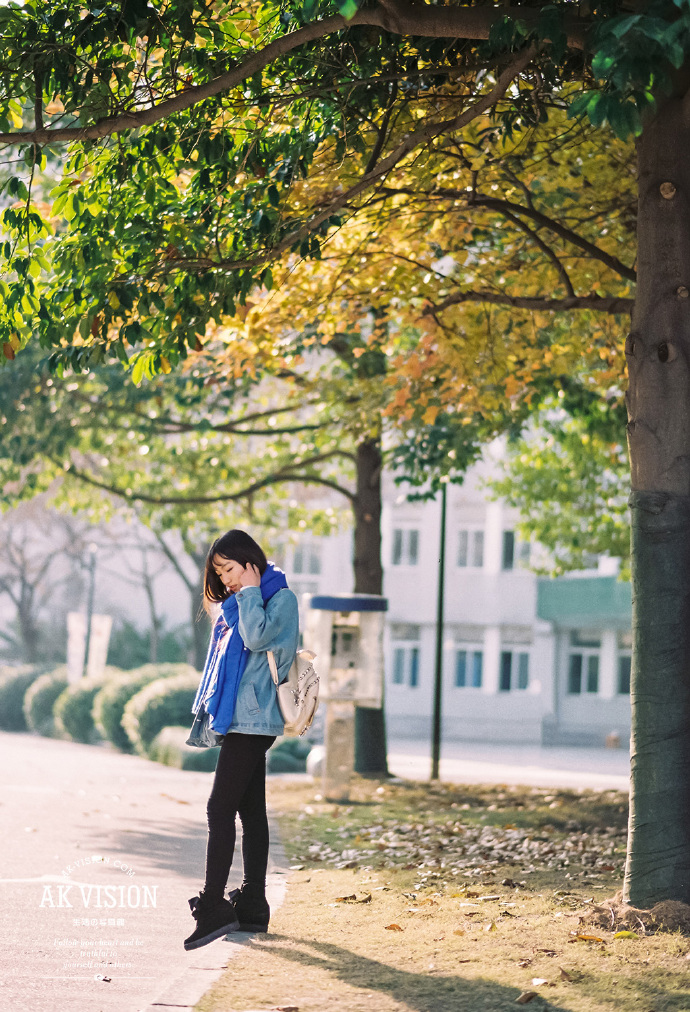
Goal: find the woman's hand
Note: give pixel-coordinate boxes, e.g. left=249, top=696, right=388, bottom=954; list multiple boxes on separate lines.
left=239, top=563, right=262, bottom=589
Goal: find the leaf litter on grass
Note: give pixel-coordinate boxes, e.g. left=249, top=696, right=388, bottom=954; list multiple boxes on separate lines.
left=212, top=778, right=690, bottom=1012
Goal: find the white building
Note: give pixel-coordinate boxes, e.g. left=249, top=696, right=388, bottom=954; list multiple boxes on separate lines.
left=278, top=449, right=632, bottom=748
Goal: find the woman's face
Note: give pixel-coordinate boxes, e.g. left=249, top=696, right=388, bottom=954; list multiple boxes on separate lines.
left=212, top=555, right=246, bottom=595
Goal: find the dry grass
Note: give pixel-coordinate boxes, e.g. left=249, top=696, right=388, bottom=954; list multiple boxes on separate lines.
left=196, top=778, right=690, bottom=1012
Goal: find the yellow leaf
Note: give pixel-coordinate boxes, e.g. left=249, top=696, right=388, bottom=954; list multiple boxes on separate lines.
left=107, top=291, right=120, bottom=309
left=613, top=930, right=638, bottom=939
left=423, top=405, right=440, bottom=425
left=160, top=356, right=172, bottom=374
left=384, top=923, right=403, bottom=932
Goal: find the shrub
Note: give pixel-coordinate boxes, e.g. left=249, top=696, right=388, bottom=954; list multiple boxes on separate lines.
left=0, top=666, right=41, bottom=732
left=122, top=670, right=200, bottom=756
left=267, top=736, right=312, bottom=773
left=148, top=725, right=220, bottom=772
left=93, top=663, right=197, bottom=752
left=53, top=669, right=122, bottom=744
left=106, top=621, right=191, bottom=670
left=24, top=668, right=69, bottom=737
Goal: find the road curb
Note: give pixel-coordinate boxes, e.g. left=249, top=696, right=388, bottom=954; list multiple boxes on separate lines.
left=139, top=811, right=289, bottom=1012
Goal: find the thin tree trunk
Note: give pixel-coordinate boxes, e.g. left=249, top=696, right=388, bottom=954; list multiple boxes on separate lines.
left=624, top=91, right=690, bottom=906
left=17, top=577, right=39, bottom=664
left=352, top=437, right=389, bottom=775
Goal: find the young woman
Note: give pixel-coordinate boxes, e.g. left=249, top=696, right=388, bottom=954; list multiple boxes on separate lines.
left=183, top=529, right=299, bottom=951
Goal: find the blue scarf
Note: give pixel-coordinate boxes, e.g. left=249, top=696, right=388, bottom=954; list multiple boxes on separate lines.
left=191, top=562, right=288, bottom=734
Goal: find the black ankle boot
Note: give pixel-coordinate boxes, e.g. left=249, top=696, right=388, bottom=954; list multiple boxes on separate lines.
left=227, top=884, right=270, bottom=932
left=184, top=890, right=239, bottom=950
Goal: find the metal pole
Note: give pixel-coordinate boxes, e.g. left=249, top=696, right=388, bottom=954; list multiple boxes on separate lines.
left=431, top=481, right=447, bottom=781
left=83, top=543, right=98, bottom=678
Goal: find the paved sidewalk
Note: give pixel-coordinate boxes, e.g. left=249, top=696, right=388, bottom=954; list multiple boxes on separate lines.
left=0, top=731, right=287, bottom=1012
left=387, top=739, right=630, bottom=790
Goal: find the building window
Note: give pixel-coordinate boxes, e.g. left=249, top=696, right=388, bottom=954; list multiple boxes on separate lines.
left=293, top=542, right=321, bottom=575
left=617, top=631, right=632, bottom=694
left=457, top=529, right=484, bottom=568
left=499, top=650, right=530, bottom=691
left=392, top=528, right=419, bottom=566
left=455, top=648, right=483, bottom=688
left=390, top=625, right=421, bottom=688
left=502, top=530, right=530, bottom=570
left=567, top=631, right=601, bottom=694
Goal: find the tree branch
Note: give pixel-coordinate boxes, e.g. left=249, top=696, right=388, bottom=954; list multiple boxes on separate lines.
left=468, top=192, right=637, bottom=283
left=423, top=290, right=634, bottom=315
left=0, top=5, right=587, bottom=147
left=497, top=205, right=576, bottom=297
left=380, top=185, right=637, bottom=282
left=57, top=452, right=357, bottom=504
left=138, top=46, right=540, bottom=278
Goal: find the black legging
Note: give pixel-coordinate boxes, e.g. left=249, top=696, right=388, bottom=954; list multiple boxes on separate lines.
left=203, top=732, right=276, bottom=903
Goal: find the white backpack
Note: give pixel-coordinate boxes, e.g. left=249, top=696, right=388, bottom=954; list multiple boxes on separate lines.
left=267, top=648, right=319, bottom=737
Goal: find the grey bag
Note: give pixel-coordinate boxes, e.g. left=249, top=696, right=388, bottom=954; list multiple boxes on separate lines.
left=185, top=706, right=224, bottom=748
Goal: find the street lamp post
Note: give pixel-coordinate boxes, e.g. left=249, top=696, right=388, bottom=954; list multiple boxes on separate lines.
left=82, top=543, right=98, bottom=678
left=431, top=480, right=448, bottom=781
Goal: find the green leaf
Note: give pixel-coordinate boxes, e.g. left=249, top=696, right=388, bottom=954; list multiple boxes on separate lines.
left=336, top=0, right=359, bottom=19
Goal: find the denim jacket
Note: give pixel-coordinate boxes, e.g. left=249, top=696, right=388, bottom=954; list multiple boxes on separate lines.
left=227, top=585, right=299, bottom=735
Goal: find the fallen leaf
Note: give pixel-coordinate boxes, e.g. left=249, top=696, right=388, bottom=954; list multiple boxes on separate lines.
left=573, top=933, right=604, bottom=942
left=485, top=921, right=497, bottom=932
left=516, top=991, right=538, bottom=1004
left=453, top=929, right=466, bottom=936
left=385, top=923, right=404, bottom=932
left=536, top=949, right=558, bottom=957
left=517, top=959, right=532, bottom=968
left=614, top=930, right=638, bottom=939
left=532, top=978, right=548, bottom=986
left=559, top=967, right=573, bottom=981
left=600, top=864, right=616, bottom=871
left=480, top=895, right=501, bottom=902
left=272, top=1007, right=300, bottom=1011
left=335, top=894, right=358, bottom=903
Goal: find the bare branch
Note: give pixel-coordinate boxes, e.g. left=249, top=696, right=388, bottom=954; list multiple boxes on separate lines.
left=57, top=452, right=357, bottom=504
left=497, top=205, right=576, bottom=297
left=424, top=290, right=634, bottom=315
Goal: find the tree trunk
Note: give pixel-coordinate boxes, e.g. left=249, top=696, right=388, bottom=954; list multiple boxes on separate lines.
left=18, top=577, right=39, bottom=664
left=352, top=437, right=389, bottom=775
left=624, top=92, right=690, bottom=907
left=191, top=566, right=210, bottom=670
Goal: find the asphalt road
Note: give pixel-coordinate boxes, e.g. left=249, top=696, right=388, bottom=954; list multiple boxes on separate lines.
left=386, top=738, right=631, bottom=790
left=0, top=730, right=286, bottom=1012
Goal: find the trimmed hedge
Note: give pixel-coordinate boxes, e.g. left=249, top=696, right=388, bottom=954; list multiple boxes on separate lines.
left=53, top=669, right=121, bottom=744
left=93, top=663, right=197, bottom=753
left=122, top=670, right=200, bottom=756
left=24, top=669, right=69, bottom=737
left=267, top=736, right=312, bottom=773
left=149, top=725, right=220, bottom=772
left=0, top=666, right=40, bottom=732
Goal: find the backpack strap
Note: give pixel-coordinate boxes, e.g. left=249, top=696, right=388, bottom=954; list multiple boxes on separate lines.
left=266, top=650, right=279, bottom=687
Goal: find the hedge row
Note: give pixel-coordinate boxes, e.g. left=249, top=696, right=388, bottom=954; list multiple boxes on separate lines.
left=0, top=662, right=199, bottom=755
left=0, top=663, right=312, bottom=775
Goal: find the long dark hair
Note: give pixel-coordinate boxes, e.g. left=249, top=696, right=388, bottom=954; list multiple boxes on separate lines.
left=203, top=529, right=268, bottom=612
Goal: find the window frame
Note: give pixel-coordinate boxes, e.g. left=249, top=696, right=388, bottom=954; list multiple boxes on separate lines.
left=454, top=644, right=484, bottom=688
left=391, top=527, right=420, bottom=567
left=567, top=631, right=601, bottom=695
left=499, top=649, right=530, bottom=691
left=456, top=527, right=485, bottom=570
